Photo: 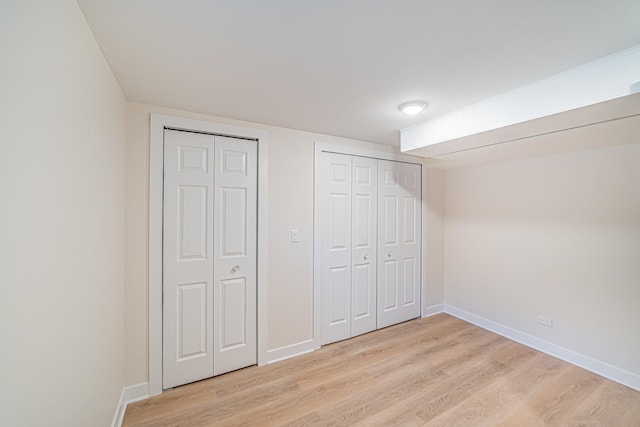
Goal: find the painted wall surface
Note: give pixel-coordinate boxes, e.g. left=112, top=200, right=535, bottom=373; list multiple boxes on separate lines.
left=425, top=169, right=445, bottom=311
left=0, top=1, right=127, bottom=426
left=444, top=143, right=640, bottom=375
left=125, top=102, right=440, bottom=385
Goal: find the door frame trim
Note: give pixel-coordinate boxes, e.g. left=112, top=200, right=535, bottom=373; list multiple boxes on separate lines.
left=312, top=143, right=427, bottom=351
left=149, top=114, right=268, bottom=396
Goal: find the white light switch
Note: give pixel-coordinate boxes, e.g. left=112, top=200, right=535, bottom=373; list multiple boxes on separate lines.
left=290, top=229, right=300, bottom=243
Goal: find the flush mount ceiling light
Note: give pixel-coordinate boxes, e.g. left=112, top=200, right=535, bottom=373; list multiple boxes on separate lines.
left=399, top=100, right=428, bottom=116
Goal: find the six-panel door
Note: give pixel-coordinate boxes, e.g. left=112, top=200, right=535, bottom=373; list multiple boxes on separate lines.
left=377, top=160, right=421, bottom=329
left=321, top=153, right=353, bottom=344
left=351, top=156, right=378, bottom=337
left=162, top=129, right=257, bottom=389
left=212, top=136, right=257, bottom=376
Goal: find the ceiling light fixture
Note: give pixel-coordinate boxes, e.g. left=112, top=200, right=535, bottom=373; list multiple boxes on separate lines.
left=399, top=100, right=428, bottom=116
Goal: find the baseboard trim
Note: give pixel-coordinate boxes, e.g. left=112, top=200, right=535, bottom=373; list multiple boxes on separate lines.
left=423, top=304, right=445, bottom=317
left=444, top=304, right=640, bottom=391
left=111, top=382, right=149, bottom=427
left=266, top=339, right=315, bottom=364
left=112, top=339, right=316, bottom=425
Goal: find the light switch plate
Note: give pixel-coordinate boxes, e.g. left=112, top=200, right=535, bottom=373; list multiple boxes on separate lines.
left=291, top=229, right=300, bottom=243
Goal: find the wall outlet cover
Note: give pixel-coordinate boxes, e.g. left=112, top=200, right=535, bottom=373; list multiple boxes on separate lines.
left=537, top=316, right=553, bottom=327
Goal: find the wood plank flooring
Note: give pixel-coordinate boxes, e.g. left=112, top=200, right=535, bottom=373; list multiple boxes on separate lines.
left=123, top=314, right=640, bottom=426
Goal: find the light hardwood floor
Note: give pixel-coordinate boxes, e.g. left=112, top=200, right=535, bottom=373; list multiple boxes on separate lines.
left=123, top=314, right=640, bottom=426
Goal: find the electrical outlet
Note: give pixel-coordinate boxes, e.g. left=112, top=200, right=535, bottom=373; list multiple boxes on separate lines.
left=537, top=316, right=553, bottom=327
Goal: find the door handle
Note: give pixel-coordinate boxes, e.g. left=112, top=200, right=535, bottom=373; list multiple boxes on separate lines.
left=231, top=265, right=240, bottom=273
left=363, top=253, right=368, bottom=260
left=387, top=251, right=392, bottom=258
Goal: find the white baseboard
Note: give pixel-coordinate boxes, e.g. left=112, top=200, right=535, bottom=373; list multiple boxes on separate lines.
left=111, top=382, right=149, bottom=427
left=114, top=339, right=315, bottom=426
left=423, top=304, right=445, bottom=317
left=266, top=339, right=315, bottom=364
left=444, top=304, right=640, bottom=392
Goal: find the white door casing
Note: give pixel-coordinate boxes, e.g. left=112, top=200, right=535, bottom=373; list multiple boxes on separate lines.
left=377, top=160, right=421, bottom=329
left=350, top=156, right=378, bottom=337
left=162, top=129, right=257, bottom=389
left=321, top=152, right=352, bottom=345
left=213, top=136, right=258, bottom=376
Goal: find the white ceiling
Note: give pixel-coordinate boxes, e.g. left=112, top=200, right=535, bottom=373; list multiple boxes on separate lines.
left=78, top=0, right=640, bottom=146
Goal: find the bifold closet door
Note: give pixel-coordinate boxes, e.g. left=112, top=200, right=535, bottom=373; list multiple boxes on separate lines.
left=162, top=129, right=257, bottom=389
left=212, top=136, right=257, bottom=376
left=321, top=153, right=377, bottom=345
left=163, top=129, right=214, bottom=389
left=321, top=153, right=352, bottom=345
left=377, top=160, right=421, bottom=329
left=350, top=156, right=377, bottom=337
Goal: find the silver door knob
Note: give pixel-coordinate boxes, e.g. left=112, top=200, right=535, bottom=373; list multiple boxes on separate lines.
left=363, top=253, right=368, bottom=260
left=231, top=265, right=240, bottom=273
left=387, top=251, right=392, bottom=258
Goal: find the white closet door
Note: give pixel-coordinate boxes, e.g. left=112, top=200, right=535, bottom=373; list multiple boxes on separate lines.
left=213, top=136, right=258, bottom=376
left=163, top=129, right=215, bottom=389
left=163, top=130, right=257, bottom=388
left=351, top=156, right=377, bottom=337
left=377, top=160, right=421, bottom=329
left=321, top=152, right=352, bottom=345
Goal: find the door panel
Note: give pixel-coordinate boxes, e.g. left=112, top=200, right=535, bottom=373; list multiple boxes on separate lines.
left=402, top=258, right=416, bottom=306
left=330, top=194, right=349, bottom=250
left=176, top=282, right=207, bottom=361
left=383, top=259, right=398, bottom=310
left=178, top=185, right=208, bottom=260
left=350, top=156, right=377, bottom=337
left=383, top=195, right=398, bottom=245
left=321, top=153, right=352, bottom=345
left=213, top=136, right=257, bottom=376
left=353, top=194, right=372, bottom=248
left=352, top=263, right=372, bottom=318
left=220, top=277, right=247, bottom=349
left=328, top=266, right=349, bottom=325
left=403, top=196, right=417, bottom=244
left=220, top=187, right=247, bottom=257
left=399, top=163, right=421, bottom=314
left=377, top=160, right=421, bottom=328
left=163, top=129, right=215, bottom=389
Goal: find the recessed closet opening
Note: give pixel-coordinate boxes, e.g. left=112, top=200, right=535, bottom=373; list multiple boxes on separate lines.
left=313, top=143, right=427, bottom=349
left=148, top=114, right=269, bottom=396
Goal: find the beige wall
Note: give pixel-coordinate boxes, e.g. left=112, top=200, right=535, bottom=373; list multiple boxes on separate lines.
left=425, top=169, right=446, bottom=310
left=0, top=1, right=127, bottom=426
left=125, top=102, right=441, bottom=385
left=444, top=143, right=640, bottom=375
